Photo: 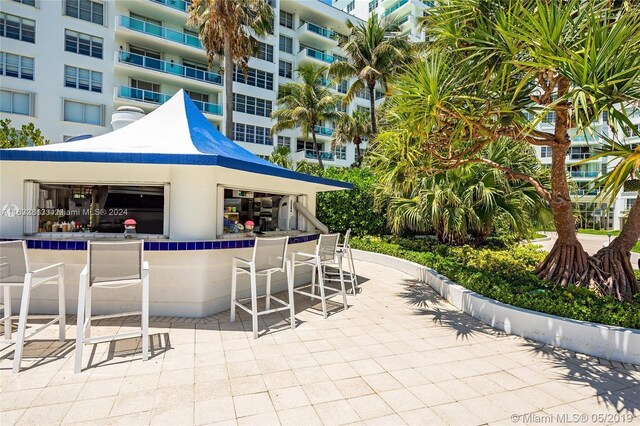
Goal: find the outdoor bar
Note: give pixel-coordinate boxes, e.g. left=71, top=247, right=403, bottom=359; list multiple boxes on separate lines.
left=0, top=90, right=351, bottom=317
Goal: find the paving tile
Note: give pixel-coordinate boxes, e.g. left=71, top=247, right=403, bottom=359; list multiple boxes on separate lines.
left=0, top=409, right=24, bottom=426
left=334, top=377, right=375, bottom=399
left=63, top=396, right=116, bottom=423
left=16, top=402, right=71, bottom=426
left=268, top=385, right=311, bottom=411
left=378, top=388, right=424, bottom=412
left=399, top=407, right=444, bottom=425
left=314, top=399, right=361, bottom=425
left=277, top=405, right=323, bottom=426
left=195, top=397, right=236, bottom=425
left=302, top=380, right=344, bottom=404
left=154, top=383, right=195, bottom=408
left=361, top=373, right=404, bottom=393
left=150, top=402, right=194, bottom=425
left=230, top=374, right=267, bottom=396
left=363, top=413, right=407, bottom=425
left=233, top=392, right=275, bottom=418
left=0, top=388, right=42, bottom=411
left=109, top=389, right=156, bottom=417
left=430, top=401, right=484, bottom=425
left=408, top=383, right=456, bottom=407
left=262, top=370, right=299, bottom=390
left=347, top=394, right=394, bottom=420
left=292, top=366, right=331, bottom=385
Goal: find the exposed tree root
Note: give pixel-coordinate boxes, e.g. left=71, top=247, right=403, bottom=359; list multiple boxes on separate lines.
left=536, top=240, right=589, bottom=287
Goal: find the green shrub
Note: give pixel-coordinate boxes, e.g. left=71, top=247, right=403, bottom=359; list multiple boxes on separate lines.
left=316, top=167, right=386, bottom=236
left=352, top=237, right=640, bottom=329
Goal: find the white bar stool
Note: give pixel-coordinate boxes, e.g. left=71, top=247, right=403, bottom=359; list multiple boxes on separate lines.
left=230, top=236, right=294, bottom=339
left=332, top=229, right=358, bottom=295
left=0, top=240, right=65, bottom=373
left=292, top=233, right=347, bottom=319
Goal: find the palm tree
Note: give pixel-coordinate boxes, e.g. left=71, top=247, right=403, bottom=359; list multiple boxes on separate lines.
left=271, top=64, right=343, bottom=170
left=188, top=0, right=273, bottom=137
left=331, top=110, right=372, bottom=165
left=329, top=14, right=410, bottom=134
left=268, top=145, right=293, bottom=169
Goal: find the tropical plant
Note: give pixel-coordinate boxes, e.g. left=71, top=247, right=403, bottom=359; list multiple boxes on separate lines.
left=188, top=0, right=273, bottom=137
left=331, top=110, right=372, bottom=165
left=329, top=14, right=411, bottom=134
left=0, top=119, right=49, bottom=148
left=389, top=0, right=640, bottom=299
left=268, top=145, right=293, bottom=169
left=271, top=64, right=344, bottom=170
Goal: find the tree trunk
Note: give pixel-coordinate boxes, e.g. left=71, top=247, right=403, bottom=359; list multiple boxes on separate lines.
left=368, top=82, right=377, bottom=134
left=354, top=135, right=362, bottom=166
left=223, top=37, right=234, bottom=138
left=589, top=194, right=640, bottom=300
left=536, top=77, right=590, bottom=286
left=312, top=130, right=324, bottom=170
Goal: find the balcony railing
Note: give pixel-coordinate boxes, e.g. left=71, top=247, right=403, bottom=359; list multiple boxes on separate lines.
left=117, top=51, right=222, bottom=86
left=302, top=22, right=336, bottom=40
left=303, top=150, right=334, bottom=161
left=569, top=153, right=590, bottom=160
left=383, top=0, right=408, bottom=17
left=118, top=15, right=201, bottom=49
left=150, top=0, right=191, bottom=13
left=314, top=125, right=334, bottom=136
left=570, top=171, right=599, bottom=178
left=303, top=48, right=336, bottom=64
left=117, top=86, right=222, bottom=115
left=575, top=189, right=600, bottom=196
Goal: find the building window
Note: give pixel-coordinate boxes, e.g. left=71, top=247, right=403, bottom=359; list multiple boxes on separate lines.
left=233, top=66, right=274, bottom=90
left=253, top=41, right=273, bottom=62
left=333, top=145, right=346, bottom=160
left=233, top=123, right=272, bottom=145
left=64, top=29, right=103, bottom=58
left=279, top=10, right=293, bottom=29
left=346, top=0, right=355, bottom=12
left=626, top=198, right=636, bottom=210
left=279, top=35, right=293, bottom=54
left=0, top=52, right=34, bottom=80
left=277, top=135, right=290, bottom=147
left=12, top=0, right=37, bottom=6
left=63, top=99, right=104, bottom=125
left=64, top=0, right=104, bottom=25
left=0, top=89, right=33, bottom=116
left=368, top=0, right=378, bottom=12
left=186, top=90, right=209, bottom=103
left=129, top=45, right=161, bottom=60
left=279, top=60, right=292, bottom=79
left=0, top=12, right=36, bottom=43
left=297, top=140, right=322, bottom=152
left=233, top=94, right=272, bottom=117
left=64, top=65, right=102, bottom=92
left=540, top=146, right=552, bottom=158
left=623, top=123, right=640, bottom=138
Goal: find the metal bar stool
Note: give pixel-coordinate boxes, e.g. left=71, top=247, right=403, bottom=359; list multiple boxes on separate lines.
left=0, top=240, right=65, bottom=373
left=230, top=236, right=294, bottom=339
left=75, top=240, right=149, bottom=373
left=330, top=229, right=358, bottom=295
left=291, top=233, right=347, bottom=319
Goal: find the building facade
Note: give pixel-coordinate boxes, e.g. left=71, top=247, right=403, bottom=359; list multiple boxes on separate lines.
left=0, top=0, right=372, bottom=167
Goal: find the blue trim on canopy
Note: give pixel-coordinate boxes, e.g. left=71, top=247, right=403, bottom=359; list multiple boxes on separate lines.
left=0, top=91, right=352, bottom=190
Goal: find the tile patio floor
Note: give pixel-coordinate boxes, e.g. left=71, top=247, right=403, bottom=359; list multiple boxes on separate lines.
left=1, top=260, right=639, bottom=425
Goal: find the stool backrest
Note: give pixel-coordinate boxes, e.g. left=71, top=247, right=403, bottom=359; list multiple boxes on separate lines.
left=0, top=240, right=29, bottom=280
left=88, top=240, right=143, bottom=284
left=252, top=237, right=288, bottom=271
left=316, top=233, right=340, bottom=262
left=343, top=229, right=352, bottom=247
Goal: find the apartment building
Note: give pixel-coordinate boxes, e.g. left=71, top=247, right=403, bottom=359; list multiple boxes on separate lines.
left=0, top=0, right=371, bottom=167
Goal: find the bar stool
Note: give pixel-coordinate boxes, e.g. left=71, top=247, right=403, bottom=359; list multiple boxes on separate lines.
left=0, top=240, right=66, bottom=373
left=230, top=236, right=294, bottom=339
left=75, top=240, right=149, bottom=373
left=334, top=229, right=358, bottom=295
left=292, top=233, right=347, bottom=319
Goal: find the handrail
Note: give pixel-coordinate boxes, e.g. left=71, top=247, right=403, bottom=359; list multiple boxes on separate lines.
left=118, top=15, right=201, bottom=49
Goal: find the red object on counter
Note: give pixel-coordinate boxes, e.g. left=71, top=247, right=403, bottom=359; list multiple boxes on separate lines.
left=124, top=219, right=137, bottom=226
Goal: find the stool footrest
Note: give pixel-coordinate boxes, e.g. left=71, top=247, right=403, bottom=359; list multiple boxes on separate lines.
left=90, top=311, right=142, bottom=321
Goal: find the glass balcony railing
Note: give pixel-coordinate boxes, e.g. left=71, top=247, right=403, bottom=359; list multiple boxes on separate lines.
left=117, top=86, right=222, bottom=115
left=569, top=153, right=590, bottom=160
left=303, top=48, right=336, bottom=64
left=303, top=150, right=334, bottom=161
left=117, top=51, right=222, bottom=86
left=314, top=125, right=334, bottom=136
left=570, top=171, right=599, bottom=178
left=150, top=0, right=191, bottom=13
left=575, top=189, right=600, bottom=196
left=304, top=22, right=336, bottom=40
left=118, top=15, right=201, bottom=49
left=383, top=0, right=408, bottom=17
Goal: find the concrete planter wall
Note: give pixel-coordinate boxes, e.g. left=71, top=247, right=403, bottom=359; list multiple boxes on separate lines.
left=352, top=249, right=640, bottom=365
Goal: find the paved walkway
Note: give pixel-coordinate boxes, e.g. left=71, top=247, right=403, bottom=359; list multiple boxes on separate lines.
left=1, top=260, right=638, bottom=425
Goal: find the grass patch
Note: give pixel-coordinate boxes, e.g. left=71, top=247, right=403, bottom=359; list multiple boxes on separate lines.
left=578, top=229, right=621, bottom=236
left=352, top=237, right=640, bottom=329
left=633, top=241, right=640, bottom=254
left=532, top=233, right=547, bottom=239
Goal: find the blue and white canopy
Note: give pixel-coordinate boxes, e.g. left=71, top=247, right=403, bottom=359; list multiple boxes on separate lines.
left=0, top=90, right=351, bottom=190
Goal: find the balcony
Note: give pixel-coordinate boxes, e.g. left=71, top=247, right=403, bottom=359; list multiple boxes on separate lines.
left=383, top=0, right=409, bottom=17
left=570, top=170, right=599, bottom=179
left=314, top=125, right=334, bottom=137
left=116, top=51, right=222, bottom=86
left=568, top=153, right=590, bottom=160
left=296, top=22, right=346, bottom=48
left=300, top=150, right=334, bottom=162
left=150, top=0, right=191, bottom=13
left=116, top=86, right=222, bottom=115
left=117, top=15, right=201, bottom=50
left=297, top=48, right=337, bottom=66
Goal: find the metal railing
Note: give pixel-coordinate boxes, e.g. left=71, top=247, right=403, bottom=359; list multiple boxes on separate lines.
left=149, top=0, right=191, bottom=13
left=570, top=170, right=599, bottom=178
left=117, top=86, right=222, bottom=115
left=303, top=48, right=336, bottom=64
left=117, top=51, right=222, bottom=86
left=302, top=150, right=334, bottom=161
left=118, top=15, right=201, bottom=49
left=383, top=0, right=409, bottom=17
left=314, top=125, right=334, bottom=136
